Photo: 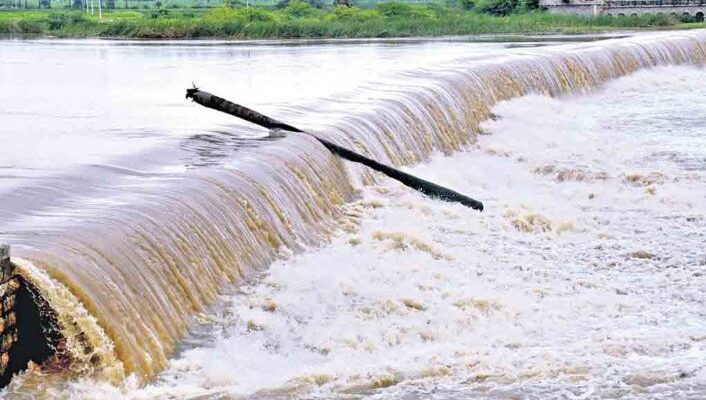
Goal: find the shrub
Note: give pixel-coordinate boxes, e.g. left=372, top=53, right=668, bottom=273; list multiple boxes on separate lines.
left=375, top=2, right=414, bottom=17
left=70, top=13, right=88, bottom=23
left=679, top=12, right=693, bottom=23
left=517, top=0, right=539, bottom=10
left=207, top=6, right=277, bottom=23
left=243, top=7, right=277, bottom=22
left=283, top=0, right=317, bottom=18
left=325, top=5, right=380, bottom=22
left=423, top=3, right=450, bottom=16
left=276, top=0, right=326, bottom=9
left=224, top=0, right=244, bottom=7
left=0, top=21, right=11, bottom=34
left=100, top=19, right=133, bottom=35
left=456, top=0, right=475, bottom=10
left=149, top=9, right=171, bottom=18
left=207, top=6, right=240, bottom=20
left=475, top=0, right=518, bottom=15
left=17, top=19, right=44, bottom=34
left=375, top=2, right=438, bottom=19
left=45, top=13, right=87, bottom=30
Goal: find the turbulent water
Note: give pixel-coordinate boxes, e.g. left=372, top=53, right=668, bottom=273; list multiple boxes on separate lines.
left=0, top=38, right=518, bottom=382
left=1, top=31, right=706, bottom=398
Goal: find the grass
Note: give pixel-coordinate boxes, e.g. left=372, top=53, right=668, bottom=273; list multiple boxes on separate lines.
left=0, top=2, right=702, bottom=39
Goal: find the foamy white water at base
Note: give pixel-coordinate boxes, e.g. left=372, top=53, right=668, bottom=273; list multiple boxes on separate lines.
left=35, top=65, right=706, bottom=400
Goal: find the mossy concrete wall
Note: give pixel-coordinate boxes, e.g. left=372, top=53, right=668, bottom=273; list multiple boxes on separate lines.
left=0, top=245, right=59, bottom=388
left=0, top=245, right=20, bottom=385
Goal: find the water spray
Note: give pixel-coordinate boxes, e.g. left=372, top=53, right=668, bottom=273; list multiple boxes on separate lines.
left=186, top=87, right=484, bottom=211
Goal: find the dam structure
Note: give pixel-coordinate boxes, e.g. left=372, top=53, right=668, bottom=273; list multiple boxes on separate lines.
left=0, top=30, right=705, bottom=391
left=540, top=0, right=706, bottom=20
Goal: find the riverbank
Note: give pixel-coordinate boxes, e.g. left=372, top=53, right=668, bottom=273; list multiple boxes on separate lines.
left=0, top=4, right=702, bottom=39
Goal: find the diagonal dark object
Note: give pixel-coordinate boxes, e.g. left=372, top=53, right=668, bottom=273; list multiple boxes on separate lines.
left=186, top=87, right=483, bottom=211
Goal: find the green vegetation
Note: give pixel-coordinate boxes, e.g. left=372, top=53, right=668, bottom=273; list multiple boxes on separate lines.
left=0, top=1, right=701, bottom=39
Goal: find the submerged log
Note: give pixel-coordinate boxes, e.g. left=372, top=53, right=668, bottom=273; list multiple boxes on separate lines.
left=186, top=88, right=483, bottom=212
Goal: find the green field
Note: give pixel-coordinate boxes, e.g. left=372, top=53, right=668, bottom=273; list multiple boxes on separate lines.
left=0, top=1, right=703, bottom=39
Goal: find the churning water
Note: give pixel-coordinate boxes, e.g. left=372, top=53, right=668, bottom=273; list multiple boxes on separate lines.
left=1, top=31, right=705, bottom=399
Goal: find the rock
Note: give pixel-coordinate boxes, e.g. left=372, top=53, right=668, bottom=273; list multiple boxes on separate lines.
left=630, top=250, right=652, bottom=259
left=261, top=300, right=277, bottom=313
left=0, top=246, right=8, bottom=263
left=0, top=245, right=14, bottom=285
left=402, top=299, right=426, bottom=311
left=624, top=172, right=666, bottom=187
left=246, top=320, right=264, bottom=332
left=630, top=250, right=655, bottom=260
left=510, top=213, right=553, bottom=233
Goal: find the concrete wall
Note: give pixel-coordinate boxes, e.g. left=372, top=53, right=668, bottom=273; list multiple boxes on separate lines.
left=0, top=245, right=60, bottom=388
left=541, top=0, right=706, bottom=18
left=0, top=245, right=19, bottom=384
left=602, top=6, right=705, bottom=15
left=544, top=4, right=597, bottom=14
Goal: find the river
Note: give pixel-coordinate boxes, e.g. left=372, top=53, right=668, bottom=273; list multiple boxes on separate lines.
left=0, top=32, right=704, bottom=399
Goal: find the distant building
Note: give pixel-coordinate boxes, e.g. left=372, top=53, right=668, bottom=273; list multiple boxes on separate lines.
left=540, top=0, right=705, bottom=21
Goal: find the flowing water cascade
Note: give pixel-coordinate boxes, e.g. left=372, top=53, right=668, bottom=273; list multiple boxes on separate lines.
left=4, top=30, right=706, bottom=387
left=10, top=139, right=356, bottom=382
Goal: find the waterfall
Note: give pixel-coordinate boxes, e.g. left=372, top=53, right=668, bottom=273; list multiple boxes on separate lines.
left=8, top=30, right=706, bottom=384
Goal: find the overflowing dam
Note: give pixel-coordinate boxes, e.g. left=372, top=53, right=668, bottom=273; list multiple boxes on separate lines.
left=0, top=31, right=705, bottom=398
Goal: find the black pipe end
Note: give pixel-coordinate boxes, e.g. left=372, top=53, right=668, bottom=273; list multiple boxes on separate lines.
left=185, top=88, right=199, bottom=100
left=461, top=198, right=484, bottom=212
left=475, top=201, right=484, bottom=212
left=185, top=84, right=200, bottom=100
